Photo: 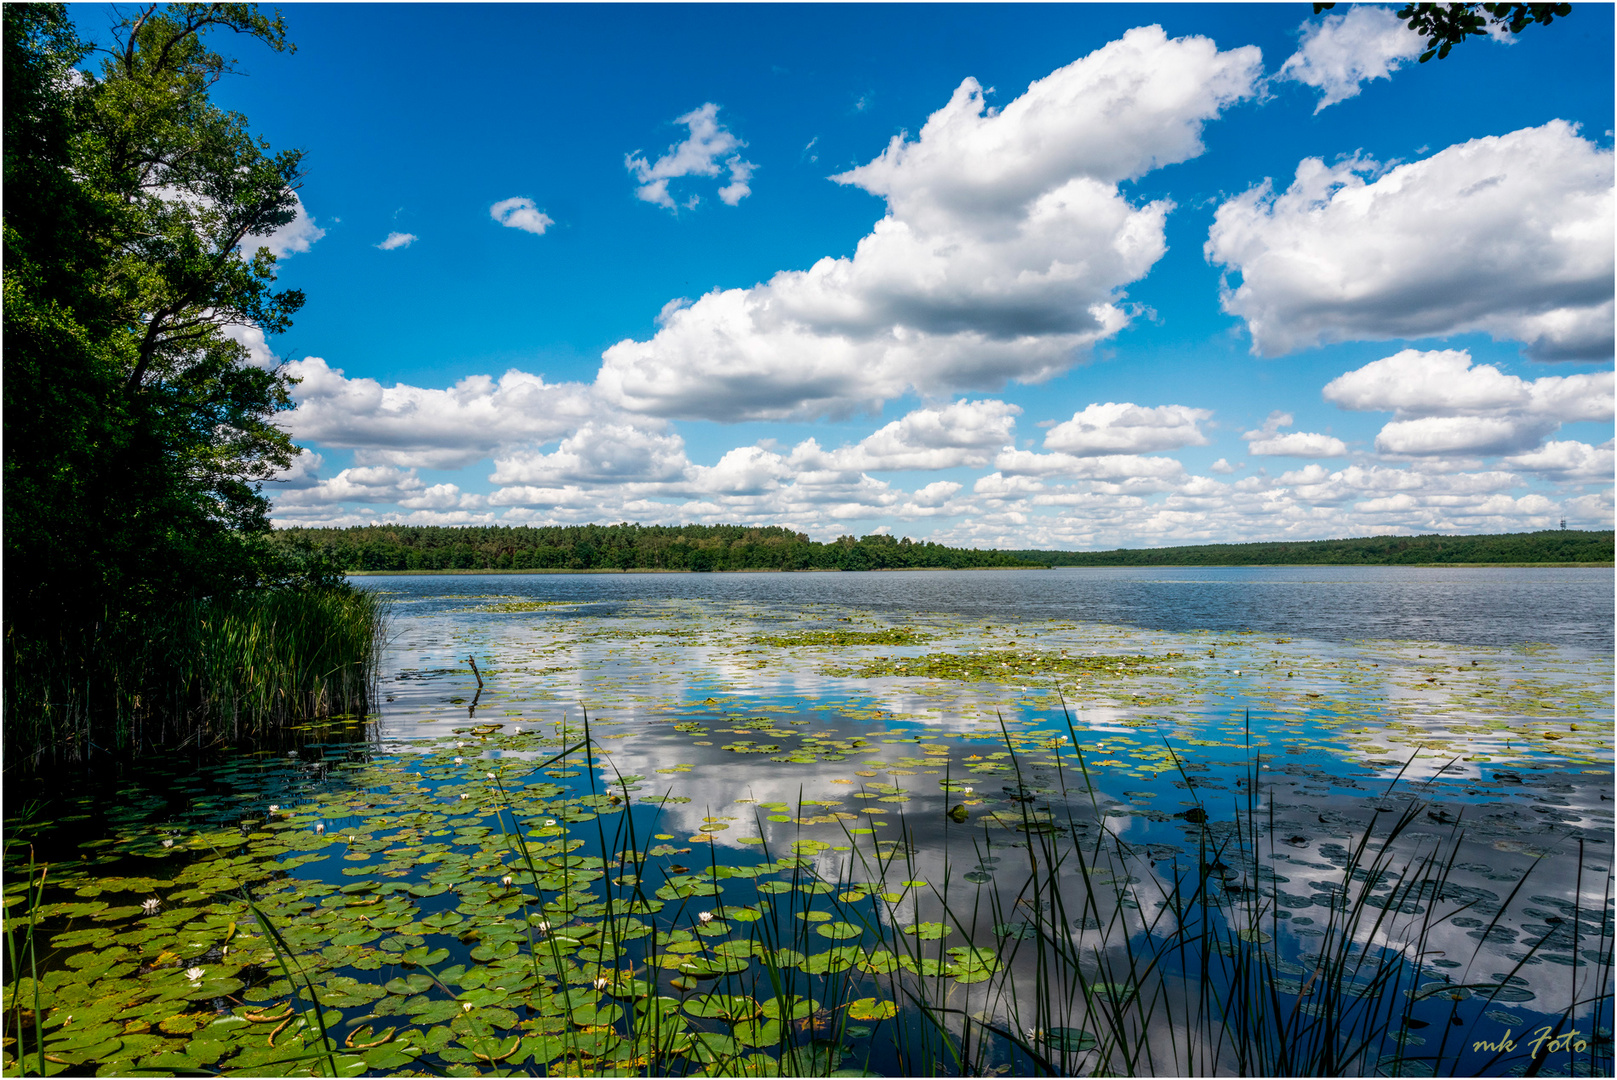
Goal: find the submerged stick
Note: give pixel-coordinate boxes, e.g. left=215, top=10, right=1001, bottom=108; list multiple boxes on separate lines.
left=466, top=656, right=483, bottom=688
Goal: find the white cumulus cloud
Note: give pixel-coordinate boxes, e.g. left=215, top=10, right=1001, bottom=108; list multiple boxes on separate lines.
left=598, top=27, right=1263, bottom=421
left=1373, top=415, right=1552, bottom=456
left=1277, top=5, right=1425, bottom=112
left=1044, top=402, right=1211, bottom=455
left=1499, top=440, right=1615, bottom=481
left=222, top=321, right=277, bottom=369
left=625, top=104, right=755, bottom=210
left=993, top=450, right=1187, bottom=482
left=490, top=197, right=555, bottom=235
left=274, top=465, right=482, bottom=513
left=284, top=358, right=603, bottom=470
left=375, top=231, right=417, bottom=250
left=795, top=399, right=1021, bottom=472
left=1324, top=348, right=1614, bottom=456
left=1242, top=410, right=1349, bottom=457
left=490, top=423, right=689, bottom=486
left=1323, top=348, right=1614, bottom=421
left=251, top=193, right=325, bottom=259
left=1207, top=122, right=1615, bottom=360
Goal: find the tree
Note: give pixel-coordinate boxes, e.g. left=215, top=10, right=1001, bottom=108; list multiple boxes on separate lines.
left=4, top=2, right=309, bottom=642
left=1313, top=2, right=1574, bottom=62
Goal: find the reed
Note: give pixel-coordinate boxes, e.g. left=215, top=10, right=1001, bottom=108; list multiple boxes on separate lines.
left=2, top=805, right=47, bottom=1078
left=446, top=712, right=1611, bottom=1076
left=861, top=707, right=1616, bottom=1078
left=2, top=585, right=386, bottom=767
left=102, top=709, right=1608, bottom=1077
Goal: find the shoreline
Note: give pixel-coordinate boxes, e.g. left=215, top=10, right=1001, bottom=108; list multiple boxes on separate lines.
left=344, top=565, right=1042, bottom=576
left=344, top=561, right=1612, bottom=576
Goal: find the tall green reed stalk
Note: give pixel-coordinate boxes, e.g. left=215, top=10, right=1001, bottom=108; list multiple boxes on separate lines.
left=1, top=805, right=48, bottom=1078
left=211, top=707, right=1609, bottom=1078
left=3, top=586, right=386, bottom=767
left=864, top=705, right=1614, bottom=1078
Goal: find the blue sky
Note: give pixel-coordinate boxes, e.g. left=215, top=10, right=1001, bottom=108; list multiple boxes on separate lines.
left=76, top=4, right=1614, bottom=547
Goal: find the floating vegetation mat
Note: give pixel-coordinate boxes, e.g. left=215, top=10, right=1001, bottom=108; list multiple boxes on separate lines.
left=4, top=584, right=1612, bottom=1077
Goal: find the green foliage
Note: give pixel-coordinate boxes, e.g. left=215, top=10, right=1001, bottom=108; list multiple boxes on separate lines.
left=5, top=586, right=384, bottom=762
left=1313, top=2, right=1573, bottom=62
left=270, top=523, right=1047, bottom=573
left=3, top=4, right=368, bottom=764
left=1011, top=529, right=1614, bottom=567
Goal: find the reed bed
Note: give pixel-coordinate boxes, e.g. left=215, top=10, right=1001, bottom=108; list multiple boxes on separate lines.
left=2, top=586, right=385, bottom=767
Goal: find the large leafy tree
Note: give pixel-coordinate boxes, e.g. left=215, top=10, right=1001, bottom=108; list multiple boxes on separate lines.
left=4, top=3, right=309, bottom=646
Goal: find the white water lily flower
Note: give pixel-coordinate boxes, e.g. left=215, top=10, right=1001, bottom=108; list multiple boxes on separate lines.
left=141, top=898, right=160, bottom=915
left=161, top=839, right=175, bottom=848
left=501, top=875, right=513, bottom=888
left=457, top=741, right=466, bottom=748
left=268, top=805, right=279, bottom=814
left=461, top=1002, right=473, bottom=1012
left=314, top=823, right=325, bottom=835
left=454, top=756, right=464, bottom=764
left=185, top=966, right=205, bottom=982
left=535, top=920, right=551, bottom=934
left=544, top=819, right=556, bottom=827
left=697, top=912, right=714, bottom=925
left=593, top=977, right=610, bottom=991
left=459, top=793, right=470, bottom=800
left=486, top=772, right=495, bottom=780
left=514, top=726, right=523, bottom=734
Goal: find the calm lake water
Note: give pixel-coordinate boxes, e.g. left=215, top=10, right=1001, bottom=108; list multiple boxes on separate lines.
left=9, top=566, right=1612, bottom=1077
left=367, top=564, right=1617, bottom=648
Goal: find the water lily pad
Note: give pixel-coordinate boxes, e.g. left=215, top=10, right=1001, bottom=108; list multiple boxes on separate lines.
left=572, top=1002, right=623, bottom=1026
left=816, top=921, right=862, bottom=940
left=409, top=998, right=464, bottom=1024
left=846, top=997, right=897, bottom=1021
left=759, top=995, right=817, bottom=1021
left=732, top=1018, right=783, bottom=1048
left=684, top=994, right=759, bottom=1021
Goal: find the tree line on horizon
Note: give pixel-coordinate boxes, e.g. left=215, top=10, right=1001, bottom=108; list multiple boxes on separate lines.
left=271, top=524, right=1612, bottom=573
left=1010, top=528, right=1613, bottom=567
left=271, top=524, right=1042, bottom=572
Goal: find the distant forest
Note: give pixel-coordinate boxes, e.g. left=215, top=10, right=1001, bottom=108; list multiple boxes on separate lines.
left=271, top=524, right=1042, bottom=572
left=271, top=525, right=1612, bottom=573
left=1009, top=529, right=1614, bottom=567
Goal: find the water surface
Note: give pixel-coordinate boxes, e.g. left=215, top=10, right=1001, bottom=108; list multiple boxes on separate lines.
left=9, top=567, right=1611, bottom=1077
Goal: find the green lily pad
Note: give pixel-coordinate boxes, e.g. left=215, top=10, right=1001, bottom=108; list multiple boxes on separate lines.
left=760, top=995, right=817, bottom=1020
left=847, top=997, right=897, bottom=1021
left=684, top=994, right=760, bottom=1021
left=816, top=921, right=862, bottom=940
left=572, top=1003, right=623, bottom=1026
left=902, top=922, right=952, bottom=940
left=732, top=1017, right=783, bottom=1048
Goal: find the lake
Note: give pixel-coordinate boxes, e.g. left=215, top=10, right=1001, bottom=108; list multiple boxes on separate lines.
left=7, top=566, right=1612, bottom=1077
